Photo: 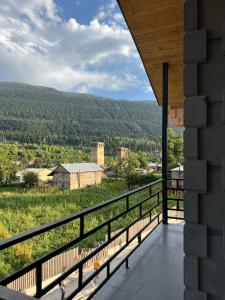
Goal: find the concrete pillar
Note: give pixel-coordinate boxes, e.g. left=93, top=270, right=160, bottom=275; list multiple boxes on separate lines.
left=184, top=0, right=225, bottom=298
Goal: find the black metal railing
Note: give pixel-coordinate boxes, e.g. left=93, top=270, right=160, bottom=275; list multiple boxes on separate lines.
left=167, top=177, right=184, bottom=221
left=0, top=178, right=184, bottom=299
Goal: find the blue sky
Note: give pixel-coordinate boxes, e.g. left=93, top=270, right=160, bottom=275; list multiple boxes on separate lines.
left=0, top=0, right=155, bottom=101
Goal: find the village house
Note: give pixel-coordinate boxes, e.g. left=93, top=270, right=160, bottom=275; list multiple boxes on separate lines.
left=49, top=142, right=104, bottom=190
left=170, top=165, right=184, bottom=189
left=147, top=162, right=158, bottom=173
left=49, top=163, right=103, bottom=190
left=16, top=168, right=52, bottom=184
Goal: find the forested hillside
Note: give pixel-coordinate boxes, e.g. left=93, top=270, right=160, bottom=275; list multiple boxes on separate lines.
left=0, top=82, right=161, bottom=153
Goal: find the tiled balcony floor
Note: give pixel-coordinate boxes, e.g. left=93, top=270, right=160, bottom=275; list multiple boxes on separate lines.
left=93, top=224, right=184, bottom=300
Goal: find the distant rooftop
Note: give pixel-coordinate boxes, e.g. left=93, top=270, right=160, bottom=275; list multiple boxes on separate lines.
left=171, top=165, right=184, bottom=172
left=147, top=163, right=158, bottom=167
left=17, top=168, right=51, bottom=175
left=52, top=163, right=103, bottom=174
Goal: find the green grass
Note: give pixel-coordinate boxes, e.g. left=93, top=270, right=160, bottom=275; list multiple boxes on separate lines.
left=0, top=179, right=130, bottom=278
left=0, top=180, right=129, bottom=232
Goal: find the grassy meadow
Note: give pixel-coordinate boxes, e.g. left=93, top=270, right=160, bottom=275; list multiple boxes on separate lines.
left=0, top=179, right=130, bottom=278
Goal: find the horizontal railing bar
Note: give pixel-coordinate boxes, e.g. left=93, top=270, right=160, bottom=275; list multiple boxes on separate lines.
left=167, top=197, right=183, bottom=201
left=0, top=179, right=163, bottom=251
left=168, top=216, right=184, bottom=220
left=168, top=208, right=184, bottom=212
left=167, top=188, right=184, bottom=191
left=66, top=213, right=162, bottom=300
left=0, top=190, right=162, bottom=286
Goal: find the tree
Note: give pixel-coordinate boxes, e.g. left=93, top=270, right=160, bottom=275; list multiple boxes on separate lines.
left=117, top=151, right=140, bottom=177
left=105, top=156, right=117, bottom=173
left=136, top=152, right=148, bottom=169
left=168, top=128, right=184, bottom=169
left=24, top=172, right=39, bottom=187
left=0, top=145, right=18, bottom=185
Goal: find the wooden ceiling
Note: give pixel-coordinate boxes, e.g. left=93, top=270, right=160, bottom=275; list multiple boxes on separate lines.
left=117, top=0, right=184, bottom=125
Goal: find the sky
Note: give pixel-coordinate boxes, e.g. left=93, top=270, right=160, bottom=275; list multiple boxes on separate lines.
left=0, top=0, right=155, bottom=101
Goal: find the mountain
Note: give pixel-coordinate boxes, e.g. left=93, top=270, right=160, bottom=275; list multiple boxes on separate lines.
left=0, top=82, right=162, bottom=153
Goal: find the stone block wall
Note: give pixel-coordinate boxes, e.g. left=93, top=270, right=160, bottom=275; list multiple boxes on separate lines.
left=184, top=0, right=225, bottom=298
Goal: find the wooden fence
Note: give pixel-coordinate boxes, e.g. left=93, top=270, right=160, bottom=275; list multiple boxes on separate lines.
left=7, top=247, right=108, bottom=292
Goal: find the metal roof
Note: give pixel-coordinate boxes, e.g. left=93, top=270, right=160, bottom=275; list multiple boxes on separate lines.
left=171, top=165, right=184, bottom=172
left=59, top=163, right=103, bottom=174
left=147, top=163, right=158, bottom=167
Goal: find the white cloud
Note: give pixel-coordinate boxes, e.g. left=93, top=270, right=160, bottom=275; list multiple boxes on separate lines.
left=113, top=13, right=124, bottom=22
left=95, top=0, right=125, bottom=27
left=143, top=83, right=153, bottom=94
left=0, top=0, right=148, bottom=94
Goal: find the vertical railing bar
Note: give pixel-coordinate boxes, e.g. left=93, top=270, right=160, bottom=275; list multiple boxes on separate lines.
left=36, top=264, right=42, bottom=297
left=140, top=203, right=142, bottom=218
left=107, top=222, right=111, bottom=241
left=125, top=228, right=129, bottom=269
left=78, top=265, right=83, bottom=288
left=138, top=233, right=141, bottom=245
left=80, top=215, right=84, bottom=237
left=126, top=228, right=129, bottom=247
left=125, top=258, right=129, bottom=269
left=126, top=195, right=129, bottom=211
left=107, top=262, right=110, bottom=278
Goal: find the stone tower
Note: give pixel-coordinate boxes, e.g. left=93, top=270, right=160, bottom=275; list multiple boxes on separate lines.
left=117, top=147, right=128, bottom=160
left=91, top=142, right=104, bottom=166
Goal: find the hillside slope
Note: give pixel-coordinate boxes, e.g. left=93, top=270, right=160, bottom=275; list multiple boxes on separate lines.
left=0, top=82, right=161, bottom=152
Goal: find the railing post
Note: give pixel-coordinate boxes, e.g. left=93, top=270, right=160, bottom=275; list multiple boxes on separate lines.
left=126, top=195, right=129, bottom=210
left=162, top=62, right=168, bottom=225
left=149, top=185, right=152, bottom=197
left=78, top=265, right=83, bottom=288
left=107, top=262, right=110, bottom=278
left=80, top=215, right=84, bottom=237
left=125, top=228, right=129, bottom=269
left=36, top=264, right=42, bottom=298
left=107, top=222, right=111, bottom=241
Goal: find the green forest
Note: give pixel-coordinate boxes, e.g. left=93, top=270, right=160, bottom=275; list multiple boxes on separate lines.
left=0, top=82, right=161, bottom=153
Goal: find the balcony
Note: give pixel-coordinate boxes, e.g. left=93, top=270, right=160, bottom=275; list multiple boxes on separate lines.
left=93, top=224, right=183, bottom=300
left=0, top=178, right=184, bottom=300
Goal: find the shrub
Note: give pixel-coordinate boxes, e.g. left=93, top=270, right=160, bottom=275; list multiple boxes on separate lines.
left=126, top=173, right=159, bottom=188
left=24, top=172, right=39, bottom=187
